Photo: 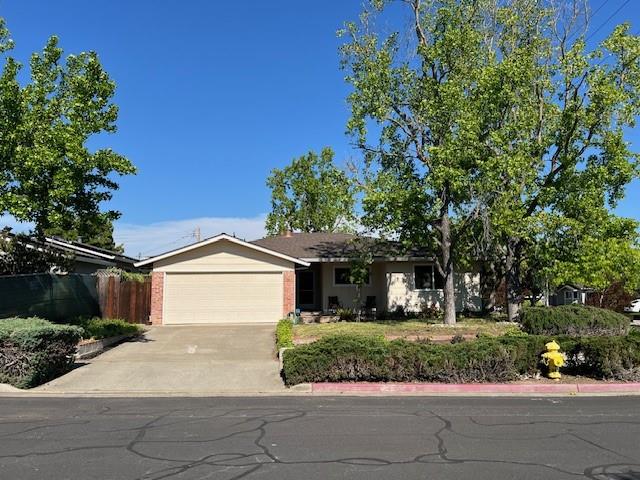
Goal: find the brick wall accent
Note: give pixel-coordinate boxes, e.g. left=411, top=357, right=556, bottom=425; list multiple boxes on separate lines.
left=283, top=270, right=295, bottom=316
left=150, top=271, right=164, bottom=325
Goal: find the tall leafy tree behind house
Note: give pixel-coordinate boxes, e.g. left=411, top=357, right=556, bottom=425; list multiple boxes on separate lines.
left=0, top=18, right=135, bottom=250
left=340, top=0, right=544, bottom=324
left=547, top=217, right=640, bottom=307
left=45, top=219, right=124, bottom=253
left=341, top=0, right=640, bottom=322
left=265, top=147, right=356, bottom=235
left=473, top=3, right=640, bottom=320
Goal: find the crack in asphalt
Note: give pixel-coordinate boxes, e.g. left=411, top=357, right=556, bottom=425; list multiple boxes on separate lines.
left=1, top=402, right=638, bottom=479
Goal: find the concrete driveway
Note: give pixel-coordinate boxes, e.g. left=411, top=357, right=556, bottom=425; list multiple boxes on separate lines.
left=36, top=325, right=290, bottom=395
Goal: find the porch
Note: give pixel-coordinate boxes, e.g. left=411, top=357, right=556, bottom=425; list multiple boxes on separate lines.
left=294, top=260, right=480, bottom=315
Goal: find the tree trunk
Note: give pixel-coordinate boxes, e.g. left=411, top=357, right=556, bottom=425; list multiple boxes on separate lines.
left=505, top=239, right=522, bottom=322
left=441, top=210, right=456, bottom=325
left=480, top=261, right=500, bottom=313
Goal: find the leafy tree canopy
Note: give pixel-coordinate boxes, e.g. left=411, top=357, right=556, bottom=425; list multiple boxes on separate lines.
left=45, top=217, right=124, bottom=253
left=0, top=228, right=71, bottom=275
left=340, top=0, right=640, bottom=321
left=265, top=147, right=355, bottom=235
left=549, top=217, right=640, bottom=300
left=0, top=18, right=135, bottom=247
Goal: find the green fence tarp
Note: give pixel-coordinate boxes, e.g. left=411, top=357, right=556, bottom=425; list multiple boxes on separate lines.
left=0, top=273, right=99, bottom=322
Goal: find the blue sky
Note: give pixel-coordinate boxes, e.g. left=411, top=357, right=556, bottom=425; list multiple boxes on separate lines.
left=1, top=0, right=639, bottom=256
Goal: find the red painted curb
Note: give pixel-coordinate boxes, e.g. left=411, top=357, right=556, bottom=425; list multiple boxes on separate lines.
left=311, top=382, right=640, bottom=394
left=577, top=382, right=640, bottom=393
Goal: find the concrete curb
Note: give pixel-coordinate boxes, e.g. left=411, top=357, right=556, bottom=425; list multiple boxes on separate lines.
left=76, top=334, right=140, bottom=360
left=311, top=381, right=640, bottom=395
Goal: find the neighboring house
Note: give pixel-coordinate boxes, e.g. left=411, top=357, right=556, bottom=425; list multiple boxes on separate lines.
left=1, top=232, right=142, bottom=274
left=549, top=284, right=590, bottom=306
left=44, top=236, right=143, bottom=274
left=135, top=231, right=481, bottom=325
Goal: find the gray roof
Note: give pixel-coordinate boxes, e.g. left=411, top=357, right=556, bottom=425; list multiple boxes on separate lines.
left=251, top=232, right=429, bottom=260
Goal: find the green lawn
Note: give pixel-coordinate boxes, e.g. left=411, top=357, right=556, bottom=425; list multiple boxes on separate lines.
left=293, top=318, right=518, bottom=342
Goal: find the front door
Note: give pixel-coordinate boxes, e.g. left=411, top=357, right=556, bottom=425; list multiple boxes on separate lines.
left=297, top=270, right=315, bottom=309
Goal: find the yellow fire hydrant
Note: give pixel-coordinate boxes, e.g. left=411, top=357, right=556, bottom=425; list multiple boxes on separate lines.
left=541, top=340, right=565, bottom=380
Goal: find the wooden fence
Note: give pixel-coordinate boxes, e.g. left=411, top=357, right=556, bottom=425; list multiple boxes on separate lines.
left=96, top=275, right=151, bottom=324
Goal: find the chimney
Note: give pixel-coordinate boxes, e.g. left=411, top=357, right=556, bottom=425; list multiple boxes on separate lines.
left=284, top=230, right=293, bottom=238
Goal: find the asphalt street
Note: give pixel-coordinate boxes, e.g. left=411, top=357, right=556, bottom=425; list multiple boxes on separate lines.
left=0, top=396, right=638, bottom=479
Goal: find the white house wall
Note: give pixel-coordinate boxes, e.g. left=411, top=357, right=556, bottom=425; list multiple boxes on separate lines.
left=384, top=261, right=481, bottom=313
left=319, top=261, right=481, bottom=313
left=320, top=262, right=386, bottom=311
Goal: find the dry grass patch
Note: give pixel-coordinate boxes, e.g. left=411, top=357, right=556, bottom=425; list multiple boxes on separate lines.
left=293, top=318, right=518, bottom=343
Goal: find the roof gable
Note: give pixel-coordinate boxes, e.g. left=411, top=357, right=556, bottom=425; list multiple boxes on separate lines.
left=134, top=233, right=310, bottom=268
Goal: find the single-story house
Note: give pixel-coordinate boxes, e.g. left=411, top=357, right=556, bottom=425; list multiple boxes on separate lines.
left=1, top=232, right=142, bottom=274
left=549, top=284, right=590, bottom=306
left=135, top=232, right=481, bottom=325
left=43, top=236, right=143, bottom=274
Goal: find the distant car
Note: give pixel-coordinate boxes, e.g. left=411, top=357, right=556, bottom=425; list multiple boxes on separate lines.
left=624, top=299, right=640, bottom=314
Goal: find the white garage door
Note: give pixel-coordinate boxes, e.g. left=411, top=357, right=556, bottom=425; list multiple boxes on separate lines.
left=163, top=272, right=283, bottom=324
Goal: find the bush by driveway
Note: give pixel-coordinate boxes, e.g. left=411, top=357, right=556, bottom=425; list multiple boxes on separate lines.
left=0, top=317, right=82, bottom=388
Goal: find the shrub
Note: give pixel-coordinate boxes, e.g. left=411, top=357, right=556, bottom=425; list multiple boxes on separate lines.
left=104, top=267, right=148, bottom=283
left=276, top=318, right=294, bottom=349
left=562, top=335, right=640, bottom=380
left=282, top=334, right=519, bottom=385
left=0, top=317, right=82, bottom=388
left=520, top=305, right=629, bottom=336
left=337, top=308, right=356, bottom=322
left=418, top=302, right=441, bottom=320
left=282, top=333, right=640, bottom=385
left=69, top=317, right=142, bottom=340
left=502, top=325, right=528, bottom=337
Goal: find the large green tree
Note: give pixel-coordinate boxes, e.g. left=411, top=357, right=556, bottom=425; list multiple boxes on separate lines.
left=341, top=0, right=539, bottom=324
left=0, top=18, right=134, bottom=248
left=474, top=3, right=640, bottom=320
left=548, top=217, right=640, bottom=307
left=342, top=1, right=640, bottom=323
left=265, top=147, right=355, bottom=235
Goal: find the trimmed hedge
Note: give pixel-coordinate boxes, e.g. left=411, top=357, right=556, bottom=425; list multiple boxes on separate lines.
left=520, top=305, right=629, bottom=336
left=282, top=335, right=519, bottom=385
left=282, top=333, right=640, bottom=385
left=71, top=317, right=143, bottom=340
left=276, top=318, right=294, bottom=349
left=0, top=317, right=82, bottom=388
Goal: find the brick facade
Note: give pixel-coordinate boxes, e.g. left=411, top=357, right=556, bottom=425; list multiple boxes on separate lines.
left=283, top=270, right=296, bottom=316
left=150, top=271, right=164, bottom=325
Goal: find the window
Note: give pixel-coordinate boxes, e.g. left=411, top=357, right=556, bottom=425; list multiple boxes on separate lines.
left=334, top=267, right=369, bottom=286
left=414, top=265, right=433, bottom=290
left=414, top=265, right=445, bottom=290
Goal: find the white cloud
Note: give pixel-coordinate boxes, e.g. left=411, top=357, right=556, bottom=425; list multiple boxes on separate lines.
left=114, top=215, right=267, bottom=258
